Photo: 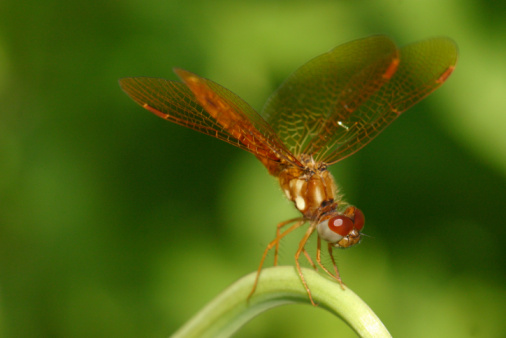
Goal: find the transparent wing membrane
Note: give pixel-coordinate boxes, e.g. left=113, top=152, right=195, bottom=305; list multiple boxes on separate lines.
left=119, top=73, right=301, bottom=170
left=262, top=36, right=458, bottom=164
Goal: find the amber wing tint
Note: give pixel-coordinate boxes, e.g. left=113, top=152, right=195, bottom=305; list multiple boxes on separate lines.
left=119, top=70, right=301, bottom=167
left=262, top=36, right=458, bottom=164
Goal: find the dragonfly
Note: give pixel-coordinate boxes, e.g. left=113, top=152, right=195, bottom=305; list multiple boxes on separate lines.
left=119, top=35, right=457, bottom=306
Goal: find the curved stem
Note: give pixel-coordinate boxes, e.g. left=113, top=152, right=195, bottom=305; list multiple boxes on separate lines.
left=171, top=266, right=391, bottom=338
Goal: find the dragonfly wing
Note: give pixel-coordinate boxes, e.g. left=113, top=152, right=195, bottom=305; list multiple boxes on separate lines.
left=314, top=37, right=458, bottom=164
left=120, top=72, right=301, bottom=170
left=262, top=35, right=399, bottom=157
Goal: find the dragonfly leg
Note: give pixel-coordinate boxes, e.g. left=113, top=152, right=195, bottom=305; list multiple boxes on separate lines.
left=302, top=247, right=317, bottom=270
left=275, top=218, right=302, bottom=266
left=315, top=236, right=343, bottom=285
left=248, top=218, right=305, bottom=302
left=327, top=243, right=345, bottom=289
left=294, top=223, right=319, bottom=306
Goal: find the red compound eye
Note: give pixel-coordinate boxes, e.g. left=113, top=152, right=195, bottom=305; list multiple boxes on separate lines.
left=353, top=208, right=365, bottom=231
left=328, top=215, right=354, bottom=236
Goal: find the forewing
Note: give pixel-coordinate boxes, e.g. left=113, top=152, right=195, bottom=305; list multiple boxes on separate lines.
left=315, top=37, right=458, bottom=164
left=262, top=35, right=399, bottom=157
left=119, top=71, right=300, bottom=167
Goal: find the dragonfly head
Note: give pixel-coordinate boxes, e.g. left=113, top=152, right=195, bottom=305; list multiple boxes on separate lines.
left=317, top=206, right=365, bottom=248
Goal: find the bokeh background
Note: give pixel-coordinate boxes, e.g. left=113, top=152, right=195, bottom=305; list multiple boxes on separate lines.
left=1, top=0, right=505, bottom=337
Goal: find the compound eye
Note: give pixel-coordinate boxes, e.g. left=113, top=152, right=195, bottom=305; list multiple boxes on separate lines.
left=328, top=215, right=354, bottom=236
left=353, top=208, right=365, bottom=231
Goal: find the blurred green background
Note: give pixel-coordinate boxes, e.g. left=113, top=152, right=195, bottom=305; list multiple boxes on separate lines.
left=1, top=0, right=505, bottom=337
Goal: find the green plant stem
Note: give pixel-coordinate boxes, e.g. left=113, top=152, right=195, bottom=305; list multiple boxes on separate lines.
left=171, top=266, right=391, bottom=337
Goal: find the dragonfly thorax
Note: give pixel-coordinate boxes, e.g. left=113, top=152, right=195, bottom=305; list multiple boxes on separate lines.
left=278, top=159, right=338, bottom=220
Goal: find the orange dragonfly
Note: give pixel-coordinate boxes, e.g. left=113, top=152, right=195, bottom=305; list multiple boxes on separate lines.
left=119, top=35, right=457, bottom=306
